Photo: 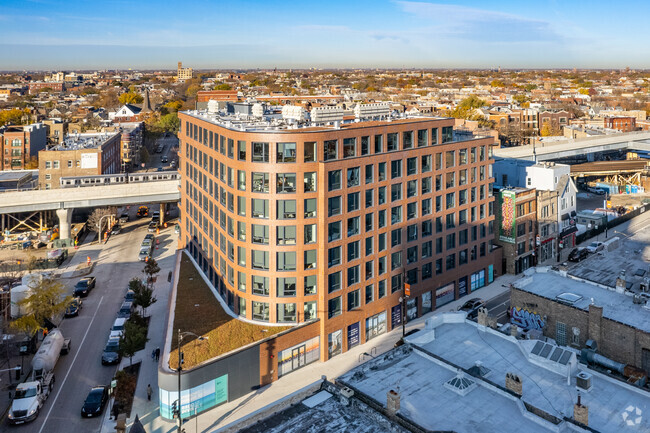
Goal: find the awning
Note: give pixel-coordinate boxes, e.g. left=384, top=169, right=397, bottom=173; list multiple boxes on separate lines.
left=560, top=226, right=578, bottom=238
left=561, top=213, right=570, bottom=221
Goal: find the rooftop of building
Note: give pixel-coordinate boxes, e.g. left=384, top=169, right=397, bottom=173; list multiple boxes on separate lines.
left=514, top=266, right=650, bottom=333
left=182, top=102, right=470, bottom=135
left=50, top=131, right=120, bottom=151
left=340, top=314, right=650, bottom=433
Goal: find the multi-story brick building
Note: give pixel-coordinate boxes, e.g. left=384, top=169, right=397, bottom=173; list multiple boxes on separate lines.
left=42, top=118, right=68, bottom=146
left=28, top=81, right=65, bottom=95
left=178, top=103, right=500, bottom=363
left=38, top=131, right=121, bottom=189
left=116, top=122, right=144, bottom=171
left=176, top=62, right=193, bottom=82
left=604, top=116, right=636, bottom=132
left=494, top=187, right=537, bottom=274
left=0, top=123, right=47, bottom=170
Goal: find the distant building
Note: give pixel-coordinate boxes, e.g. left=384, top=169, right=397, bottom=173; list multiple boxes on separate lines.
left=0, top=123, right=47, bottom=170
left=604, top=116, right=636, bottom=132
left=28, top=81, right=65, bottom=95
left=110, top=104, right=144, bottom=123
left=42, top=118, right=68, bottom=146
left=38, top=131, right=121, bottom=189
left=118, top=122, right=144, bottom=170
left=176, top=62, right=193, bottom=82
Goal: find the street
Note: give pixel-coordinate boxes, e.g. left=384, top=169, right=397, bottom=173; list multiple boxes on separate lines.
left=9, top=204, right=177, bottom=433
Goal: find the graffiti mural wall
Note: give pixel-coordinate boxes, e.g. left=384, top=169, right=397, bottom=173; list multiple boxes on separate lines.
left=509, top=306, right=545, bottom=330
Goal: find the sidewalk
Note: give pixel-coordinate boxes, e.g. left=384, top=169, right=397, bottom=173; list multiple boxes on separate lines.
left=99, top=228, right=178, bottom=433
left=116, top=269, right=519, bottom=433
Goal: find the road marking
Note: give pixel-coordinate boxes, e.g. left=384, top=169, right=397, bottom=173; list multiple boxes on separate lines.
left=38, top=296, right=104, bottom=433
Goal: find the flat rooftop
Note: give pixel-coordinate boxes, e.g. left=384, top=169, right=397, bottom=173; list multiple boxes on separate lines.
left=50, top=131, right=119, bottom=151
left=183, top=108, right=454, bottom=134
left=341, top=316, right=650, bottom=432
left=514, top=268, right=650, bottom=333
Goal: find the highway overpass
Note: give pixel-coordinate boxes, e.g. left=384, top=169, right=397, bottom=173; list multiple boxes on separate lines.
left=0, top=180, right=180, bottom=241
left=493, top=131, right=650, bottom=161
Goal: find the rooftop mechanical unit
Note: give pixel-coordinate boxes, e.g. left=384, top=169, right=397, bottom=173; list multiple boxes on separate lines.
left=576, top=371, right=593, bottom=391
left=281, top=105, right=306, bottom=123
left=354, top=102, right=391, bottom=120
left=311, top=106, right=344, bottom=124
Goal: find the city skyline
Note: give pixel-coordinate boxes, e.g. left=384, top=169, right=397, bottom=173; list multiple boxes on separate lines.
left=2, top=0, right=650, bottom=70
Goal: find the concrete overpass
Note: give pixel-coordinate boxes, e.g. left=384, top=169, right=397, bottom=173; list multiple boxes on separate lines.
left=493, top=131, right=650, bottom=161
left=0, top=180, right=180, bottom=241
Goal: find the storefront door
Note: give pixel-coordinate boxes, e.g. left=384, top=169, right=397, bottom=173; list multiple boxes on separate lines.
left=291, top=345, right=305, bottom=370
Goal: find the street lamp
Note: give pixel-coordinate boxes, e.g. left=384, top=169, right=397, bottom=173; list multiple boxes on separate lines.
left=176, top=330, right=207, bottom=432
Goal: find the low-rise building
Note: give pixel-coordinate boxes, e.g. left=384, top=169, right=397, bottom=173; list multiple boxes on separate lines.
left=38, top=131, right=121, bottom=189
left=604, top=116, right=637, bottom=132
left=0, top=123, right=47, bottom=170
left=494, top=187, right=537, bottom=274
left=28, top=81, right=65, bottom=95
left=42, top=118, right=67, bottom=146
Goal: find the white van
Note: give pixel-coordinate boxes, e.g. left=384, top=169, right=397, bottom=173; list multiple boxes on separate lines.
left=110, top=317, right=127, bottom=338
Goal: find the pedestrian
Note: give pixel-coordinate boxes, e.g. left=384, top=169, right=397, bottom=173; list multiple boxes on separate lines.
left=151, top=349, right=156, bottom=361
left=155, top=347, right=160, bottom=361
left=147, top=384, right=152, bottom=401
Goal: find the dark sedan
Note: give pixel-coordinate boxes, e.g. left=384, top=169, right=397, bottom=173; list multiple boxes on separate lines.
left=73, top=277, right=96, bottom=297
left=458, top=298, right=486, bottom=319
left=81, top=386, right=108, bottom=417
left=568, top=248, right=589, bottom=262
left=64, top=297, right=82, bottom=317
left=101, top=337, right=121, bottom=365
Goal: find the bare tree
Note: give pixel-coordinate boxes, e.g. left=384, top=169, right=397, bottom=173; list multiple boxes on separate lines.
left=87, top=207, right=117, bottom=240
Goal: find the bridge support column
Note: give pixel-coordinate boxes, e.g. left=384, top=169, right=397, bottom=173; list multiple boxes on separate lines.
left=160, top=203, right=166, bottom=226
left=56, top=208, right=72, bottom=241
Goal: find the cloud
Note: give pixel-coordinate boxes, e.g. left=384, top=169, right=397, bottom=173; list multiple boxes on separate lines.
left=395, top=1, right=563, bottom=43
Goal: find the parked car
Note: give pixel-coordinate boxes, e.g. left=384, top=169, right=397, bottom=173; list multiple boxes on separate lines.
left=586, top=241, right=605, bottom=253
left=101, top=337, right=121, bottom=365
left=74, top=277, right=96, bottom=297
left=161, top=155, right=168, bottom=163
left=117, top=301, right=134, bottom=320
left=458, top=298, right=486, bottom=319
left=110, top=224, right=121, bottom=235
left=64, top=297, right=82, bottom=317
left=147, top=221, right=158, bottom=233
left=124, top=289, right=135, bottom=302
left=588, top=186, right=606, bottom=195
left=139, top=244, right=153, bottom=262
left=109, top=318, right=127, bottom=339
left=119, top=214, right=129, bottom=224
left=568, top=248, right=589, bottom=262
left=81, top=386, right=108, bottom=417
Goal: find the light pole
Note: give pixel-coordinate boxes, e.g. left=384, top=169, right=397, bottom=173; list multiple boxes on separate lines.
left=176, top=330, right=207, bottom=433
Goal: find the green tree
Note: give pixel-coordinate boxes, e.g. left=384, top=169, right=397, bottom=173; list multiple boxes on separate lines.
left=139, top=146, right=150, bottom=165
left=131, top=278, right=157, bottom=317
left=185, top=84, right=200, bottom=98
left=157, top=113, right=179, bottom=133
left=214, top=83, right=231, bottom=90
left=0, top=108, right=28, bottom=127
left=143, top=258, right=160, bottom=288
left=118, top=92, right=144, bottom=105
left=118, top=321, right=149, bottom=367
left=11, top=277, right=71, bottom=336
left=448, top=95, right=487, bottom=121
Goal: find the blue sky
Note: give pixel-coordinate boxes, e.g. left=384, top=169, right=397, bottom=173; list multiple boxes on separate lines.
left=1, top=0, right=649, bottom=70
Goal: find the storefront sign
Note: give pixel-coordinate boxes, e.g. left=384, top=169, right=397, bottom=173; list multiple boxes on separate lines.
left=347, top=322, right=360, bottom=349
left=406, top=297, right=417, bottom=320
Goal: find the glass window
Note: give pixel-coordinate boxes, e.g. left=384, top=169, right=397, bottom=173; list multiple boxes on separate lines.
left=252, top=142, right=269, bottom=162
left=365, top=188, right=374, bottom=207
left=305, top=198, right=317, bottom=218
left=328, top=296, right=342, bottom=318
left=324, top=139, right=338, bottom=161
left=238, top=140, right=246, bottom=160
left=407, top=180, right=417, bottom=198
left=445, top=151, right=455, bottom=168
left=407, top=157, right=417, bottom=175
left=252, top=250, right=269, bottom=270
left=277, top=142, right=297, bottom=162
left=328, top=246, right=341, bottom=267
left=277, top=173, right=297, bottom=193
left=347, top=192, right=360, bottom=212
left=277, top=225, right=296, bottom=245
left=378, top=280, right=386, bottom=298
left=407, top=202, right=417, bottom=220
left=442, top=126, right=453, bottom=143
left=343, top=138, right=356, bottom=158
left=365, top=236, right=374, bottom=256
left=365, top=212, right=373, bottom=231
left=417, top=129, right=428, bottom=147
left=277, top=251, right=296, bottom=271
left=304, top=301, right=317, bottom=320
left=252, top=172, right=269, bottom=193
left=304, top=142, right=316, bottom=162
left=304, top=249, right=317, bottom=270
left=252, top=224, right=269, bottom=244
left=378, top=209, right=386, bottom=228
left=328, top=196, right=341, bottom=216
left=365, top=284, right=374, bottom=304
left=252, top=301, right=269, bottom=321
left=391, top=183, right=402, bottom=202
left=446, top=192, right=455, bottom=209
left=251, top=199, right=269, bottom=218
left=422, top=198, right=431, bottom=215
left=391, top=205, right=402, bottom=224
left=391, top=251, right=402, bottom=270
left=238, top=271, right=246, bottom=292
left=277, top=277, right=297, bottom=297
left=347, top=289, right=360, bottom=310
left=422, top=177, right=431, bottom=194
left=459, top=148, right=467, bottom=165
left=391, top=160, right=402, bottom=178
left=328, top=272, right=341, bottom=293
left=304, top=275, right=317, bottom=295
left=387, top=133, right=398, bottom=151
left=361, top=136, right=370, bottom=155
left=277, top=303, right=296, bottom=323
left=237, top=221, right=246, bottom=241
left=407, top=246, right=417, bottom=264
left=277, top=200, right=296, bottom=219
left=252, top=276, right=269, bottom=296
left=347, top=240, right=360, bottom=261
left=407, top=224, right=417, bottom=242
left=446, top=172, right=455, bottom=189
left=304, top=172, right=317, bottom=192
left=347, top=266, right=360, bottom=287
left=347, top=216, right=360, bottom=237
left=365, top=164, right=373, bottom=184
left=237, top=170, right=246, bottom=190
left=378, top=162, right=386, bottom=181
left=328, top=221, right=341, bottom=242
left=374, top=134, right=383, bottom=153
left=228, top=138, right=234, bottom=158
left=402, top=131, right=413, bottom=149
left=347, top=167, right=360, bottom=187
left=304, top=224, right=316, bottom=244
left=378, top=186, right=386, bottom=205
left=391, top=228, right=402, bottom=247
left=328, top=170, right=341, bottom=191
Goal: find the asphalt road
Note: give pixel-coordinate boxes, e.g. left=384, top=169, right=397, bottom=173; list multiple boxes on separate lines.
left=483, top=290, right=511, bottom=325
left=10, top=206, right=169, bottom=433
